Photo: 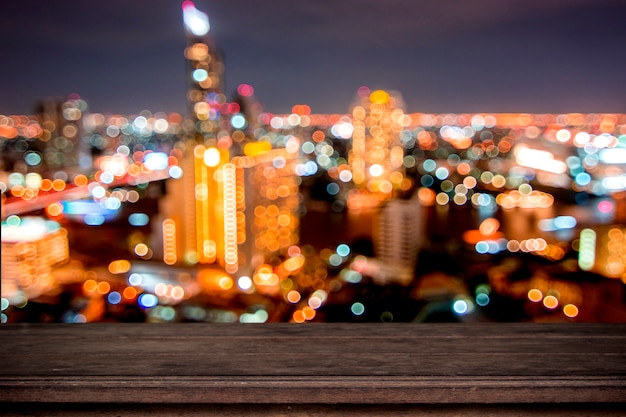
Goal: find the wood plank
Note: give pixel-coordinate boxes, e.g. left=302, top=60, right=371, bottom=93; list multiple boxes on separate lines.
left=2, top=403, right=626, bottom=417
left=1, top=323, right=625, bottom=405
left=2, top=375, right=625, bottom=404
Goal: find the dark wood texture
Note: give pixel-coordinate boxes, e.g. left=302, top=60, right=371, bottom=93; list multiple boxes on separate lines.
left=1, top=323, right=625, bottom=413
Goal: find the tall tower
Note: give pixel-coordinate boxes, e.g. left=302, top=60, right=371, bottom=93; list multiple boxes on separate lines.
left=156, top=2, right=300, bottom=277
left=158, top=144, right=235, bottom=271
left=233, top=147, right=301, bottom=276
left=157, top=143, right=300, bottom=276
left=348, top=89, right=408, bottom=205
left=182, top=1, right=225, bottom=141
left=155, top=2, right=234, bottom=273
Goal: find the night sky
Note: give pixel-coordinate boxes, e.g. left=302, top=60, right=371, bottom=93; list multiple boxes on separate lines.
left=1, top=0, right=625, bottom=116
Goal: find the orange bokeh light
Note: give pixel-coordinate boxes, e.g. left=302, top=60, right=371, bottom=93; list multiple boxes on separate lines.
left=73, top=175, right=88, bottom=187
left=302, top=306, right=316, bottom=320
left=528, top=289, right=543, bottom=302
left=46, top=203, right=63, bottom=217
left=97, top=281, right=111, bottom=294
left=292, top=310, right=306, bottom=323
left=51, top=179, right=66, bottom=192
left=287, top=290, right=301, bottom=304
left=40, top=179, right=53, bottom=191
left=83, top=279, right=98, bottom=293
left=123, top=287, right=138, bottom=300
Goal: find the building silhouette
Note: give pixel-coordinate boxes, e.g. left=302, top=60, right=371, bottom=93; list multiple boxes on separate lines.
left=348, top=89, right=408, bottom=207
left=154, top=2, right=300, bottom=277
left=182, top=0, right=225, bottom=142
left=371, top=191, right=425, bottom=285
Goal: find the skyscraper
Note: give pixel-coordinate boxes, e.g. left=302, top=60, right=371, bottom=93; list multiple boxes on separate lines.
left=153, top=3, right=229, bottom=270
left=348, top=89, right=409, bottom=206
left=154, top=3, right=300, bottom=277
left=182, top=1, right=225, bottom=142
left=233, top=148, right=301, bottom=276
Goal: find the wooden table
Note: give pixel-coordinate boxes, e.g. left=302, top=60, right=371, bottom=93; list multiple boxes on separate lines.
left=1, top=323, right=625, bottom=415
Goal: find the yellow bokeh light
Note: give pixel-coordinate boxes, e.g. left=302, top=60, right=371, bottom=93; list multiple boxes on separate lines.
left=543, top=295, right=559, bottom=309
left=369, top=90, right=390, bottom=105
left=563, top=304, right=579, bottom=318
left=51, top=179, right=66, bottom=192
left=73, top=174, right=88, bottom=187
left=46, top=203, right=63, bottom=217
left=254, top=264, right=279, bottom=287
left=528, top=288, right=543, bottom=302
left=108, top=260, right=131, bottom=274
left=244, top=141, right=271, bottom=157
left=219, top=276, right=234, bottom=290
left=283, top=255, right=305, bottom=272
left=134, top=243, right=149, bottom=257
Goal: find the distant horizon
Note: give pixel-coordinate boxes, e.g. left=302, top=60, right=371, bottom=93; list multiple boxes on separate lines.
left=5, top=89, right=626, bottom=118
left=1, top=0, right=625, bottom=116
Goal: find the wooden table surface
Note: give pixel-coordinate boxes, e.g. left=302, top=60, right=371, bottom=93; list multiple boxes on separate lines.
left=1, top=323, right=625, bottom=415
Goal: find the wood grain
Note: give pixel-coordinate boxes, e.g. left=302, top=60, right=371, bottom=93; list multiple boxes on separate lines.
left=1, top=323, right=625, bottom=406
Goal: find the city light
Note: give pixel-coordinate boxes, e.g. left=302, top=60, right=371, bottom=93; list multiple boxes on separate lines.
left=1, top=2, right=625, bottom=326
left=514, top=145, right=567, bottom=174
left=182, top=1, right=210, bottom=36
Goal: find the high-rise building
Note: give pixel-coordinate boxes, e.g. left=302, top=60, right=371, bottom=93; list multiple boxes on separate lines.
left=157, top=141, right=300, bottom=276
left=371, top=191, right=425, bottom=284
left=233, top=147, right=300, bottom=276
left=154, top=2, right=234, bottom=271
left=182, top=1, right=225, bottom=142
left=156, top=143, right=232, bottom=268
left=153, top=2, right=301, bottom=276
left=35, top=96, right=88, bottom=174
left=348, top=89, right=409, bottom=206
left=1, top=217, right=69, bottom=298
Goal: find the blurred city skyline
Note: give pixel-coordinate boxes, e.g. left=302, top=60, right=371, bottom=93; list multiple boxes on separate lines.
left=1, top=0, right=625, bottom=116
left=2, top=1, right=626, bottom=324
